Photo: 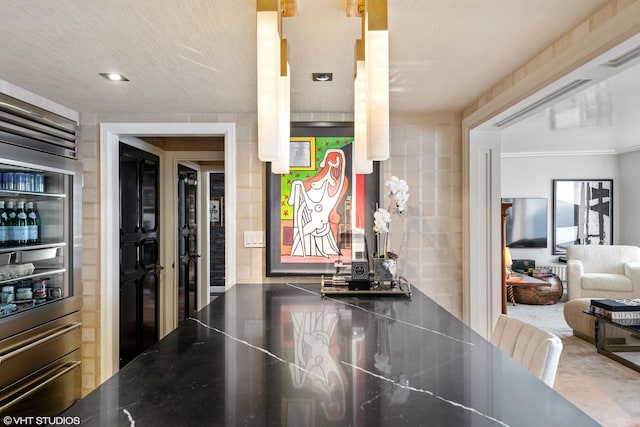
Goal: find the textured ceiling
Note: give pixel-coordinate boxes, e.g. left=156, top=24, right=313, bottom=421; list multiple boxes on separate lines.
left=0, top=0, right=610, bottom=115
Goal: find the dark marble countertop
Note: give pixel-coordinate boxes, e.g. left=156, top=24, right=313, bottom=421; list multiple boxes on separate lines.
left=63, top=283, right=599, bottom=426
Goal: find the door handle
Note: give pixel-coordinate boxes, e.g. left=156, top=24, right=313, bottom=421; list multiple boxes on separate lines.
left=180, top=255, right=200, bottom=263
left=152, top=265, right=165, bottom=275
left=0, top=323, right=81, bottom=363
left=0, top=360, right=81, bottom=413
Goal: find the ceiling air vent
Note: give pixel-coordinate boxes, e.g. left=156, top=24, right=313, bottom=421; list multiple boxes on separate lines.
left=495, top=79, right=592, bottom=128
left=600, top=45, right=640, bottom=68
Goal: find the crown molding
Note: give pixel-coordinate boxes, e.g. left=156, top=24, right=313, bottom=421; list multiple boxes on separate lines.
left=501, top=149, right=617, bottom=158
left=615, top=144, right=640, bottom=154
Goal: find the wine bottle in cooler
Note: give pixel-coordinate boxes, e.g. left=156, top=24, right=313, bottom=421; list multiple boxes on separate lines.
left=0, top=201, right=7, bottom=247
left=15, top=201, right=28, bottom=246
left=34, top=202, right=41, bottom=244
left=26, top=201, right=39, bottom=245
left=5, top=201, right=16, bottom=246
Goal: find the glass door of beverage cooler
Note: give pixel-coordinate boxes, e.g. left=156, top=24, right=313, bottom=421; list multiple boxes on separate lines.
left=0, top=165, right=73, bottom=320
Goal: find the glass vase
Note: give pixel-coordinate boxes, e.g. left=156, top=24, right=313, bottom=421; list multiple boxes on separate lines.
left=373, top=257, right=398, bottom=285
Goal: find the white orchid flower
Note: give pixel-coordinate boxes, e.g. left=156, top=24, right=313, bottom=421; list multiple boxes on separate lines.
left=385, top=176, right=410, bottom=214
left=373, top=177, right=410, bottom=258
left=373, top=208, right=391, bottom=234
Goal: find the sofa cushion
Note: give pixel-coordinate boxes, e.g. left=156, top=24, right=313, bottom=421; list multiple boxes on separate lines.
left=581, top=273, right=632, bottom=292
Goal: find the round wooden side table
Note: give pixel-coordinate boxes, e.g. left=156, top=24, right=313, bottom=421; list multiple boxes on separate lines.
left=512, top=276, right=563, bottom=305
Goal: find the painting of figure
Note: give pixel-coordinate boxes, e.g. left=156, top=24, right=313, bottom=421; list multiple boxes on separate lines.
left=288, top=149, right=348, bottom=258
left=266, top=124, right=379, bottom=276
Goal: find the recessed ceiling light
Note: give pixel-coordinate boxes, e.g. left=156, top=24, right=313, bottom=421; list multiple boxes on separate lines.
left=100, top=72, right=129, bottom=82
left=312, top=73, right=333, bottom=82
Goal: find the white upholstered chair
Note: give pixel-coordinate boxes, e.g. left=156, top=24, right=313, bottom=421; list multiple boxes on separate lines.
left=563, top=245, right=640, bottom=341
left=566, top=245, right=640, bottom=300
left=491, top=314, right=563, bottom=387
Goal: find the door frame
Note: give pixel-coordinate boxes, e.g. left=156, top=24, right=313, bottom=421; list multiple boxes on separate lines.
left=100, top=122, right=236, bottom=383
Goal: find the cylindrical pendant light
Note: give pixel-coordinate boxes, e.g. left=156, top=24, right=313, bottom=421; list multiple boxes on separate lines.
left=354, top=39, right=373, bottom=174
left=364, top=0, right=389, bottom=161
left=272, top=40, right=291, bottom=174
left=257, top=0, right=282, bottom=162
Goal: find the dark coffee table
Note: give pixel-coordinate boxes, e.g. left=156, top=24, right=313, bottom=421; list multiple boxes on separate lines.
left=585, top=310, right=640, bottom=373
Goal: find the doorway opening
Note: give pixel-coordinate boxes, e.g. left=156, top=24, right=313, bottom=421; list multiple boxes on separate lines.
left=100, top=122, right=237, bottom=382
left=207, top=171, right=225, bottom=295
left=463, top=33, right=640, bottom=338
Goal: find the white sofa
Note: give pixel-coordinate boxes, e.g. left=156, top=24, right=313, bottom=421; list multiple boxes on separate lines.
left=566, top=245, right=640, bottom=300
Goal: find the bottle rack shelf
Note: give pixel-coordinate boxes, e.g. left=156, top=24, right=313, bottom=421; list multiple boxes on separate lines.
left=0, top=189, right=66, bottom=199
left=0, top=268, right=66, bottom=286
left=0, top=242, right=65, bottom=256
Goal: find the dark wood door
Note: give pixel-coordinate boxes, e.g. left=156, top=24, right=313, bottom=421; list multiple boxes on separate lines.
left=119, top=143, right=160, bottom=367
left=177, top=165, right=199, bottom=323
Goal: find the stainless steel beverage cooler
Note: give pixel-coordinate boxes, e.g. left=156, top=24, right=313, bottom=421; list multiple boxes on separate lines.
left=0, top=93, right=82, bottom=416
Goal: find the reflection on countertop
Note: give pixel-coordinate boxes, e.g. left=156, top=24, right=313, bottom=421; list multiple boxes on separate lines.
left=62, top=283, right=598, bottom=426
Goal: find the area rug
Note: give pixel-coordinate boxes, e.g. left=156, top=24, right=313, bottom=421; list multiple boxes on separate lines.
left=508, top=302, right=640, bottom=427
left=507, top=300, right=572, bottom=338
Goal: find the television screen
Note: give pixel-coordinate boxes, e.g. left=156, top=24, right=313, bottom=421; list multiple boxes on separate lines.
left=502, top=198, right=548, bottom=248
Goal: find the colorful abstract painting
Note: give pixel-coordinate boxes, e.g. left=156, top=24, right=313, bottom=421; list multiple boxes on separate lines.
left=267, top=124, right=379, bottom=276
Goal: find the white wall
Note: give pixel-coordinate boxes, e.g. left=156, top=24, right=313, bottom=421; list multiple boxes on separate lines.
left=500, top=153, right=619, bottom=265
left=619, top=150, right=640, bottom=246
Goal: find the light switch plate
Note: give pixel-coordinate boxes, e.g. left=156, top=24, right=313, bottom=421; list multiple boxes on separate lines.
left=243, top=230, right=265, bottom=248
